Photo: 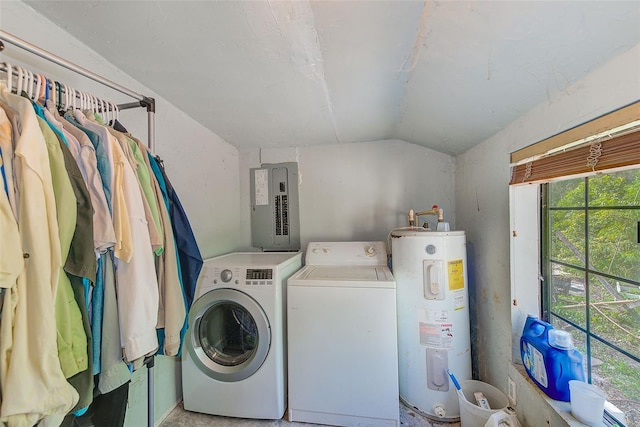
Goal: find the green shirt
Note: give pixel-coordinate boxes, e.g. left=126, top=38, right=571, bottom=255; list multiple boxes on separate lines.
left=37, top=116, right=88, bottom=379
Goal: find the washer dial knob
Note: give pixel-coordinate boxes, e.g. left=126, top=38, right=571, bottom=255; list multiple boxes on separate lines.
left=220, top=269, right=233, bottom=283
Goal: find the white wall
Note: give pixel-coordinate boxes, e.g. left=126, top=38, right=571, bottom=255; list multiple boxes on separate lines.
left=455, top=42, right=640, bottom=426
left=0, top=2, right=241, bottom=425
left=239, top=139, right=457, bottom=251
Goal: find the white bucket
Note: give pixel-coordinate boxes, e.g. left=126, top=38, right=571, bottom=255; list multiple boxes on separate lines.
left=569, top=380, right=606, bottom=427
left=458, top=380, right=509, bottom=427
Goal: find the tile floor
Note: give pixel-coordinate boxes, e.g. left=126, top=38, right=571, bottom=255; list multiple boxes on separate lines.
left=159, top=401, right=460, bottom=427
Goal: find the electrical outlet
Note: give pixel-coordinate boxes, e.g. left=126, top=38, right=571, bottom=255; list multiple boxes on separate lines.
left=508, top=377, right=517, bottom=405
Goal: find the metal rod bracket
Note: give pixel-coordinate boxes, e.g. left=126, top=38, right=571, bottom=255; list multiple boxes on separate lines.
left=141, top=96, right=156, bottom=113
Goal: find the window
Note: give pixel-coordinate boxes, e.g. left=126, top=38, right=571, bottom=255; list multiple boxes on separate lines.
left=542, top=169, right=640, bottom=427
left=510, top=102, right=640, bottom=426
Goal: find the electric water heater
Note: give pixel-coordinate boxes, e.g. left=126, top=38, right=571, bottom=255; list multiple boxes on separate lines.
left=391, top=229, right=472, bottom=421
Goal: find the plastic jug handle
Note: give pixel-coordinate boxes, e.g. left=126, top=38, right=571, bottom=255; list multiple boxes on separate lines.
left=528, top=319, right=550, bottom=338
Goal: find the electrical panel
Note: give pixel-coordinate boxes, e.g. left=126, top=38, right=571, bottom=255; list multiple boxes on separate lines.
left=250, top=162, right=301, bottom=251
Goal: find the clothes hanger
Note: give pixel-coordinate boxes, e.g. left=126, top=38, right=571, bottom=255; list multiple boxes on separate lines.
left=109, top=101, right=116, bottom=124
left=55, top=81, right=61, bottom=110
left=59, top=82, right=66, bottom=110
left=33, top=74, right=42, bottom=103
left=71, top=86, right=77, bottom=111
left=104, top=100, right=111, bottom=124
left=3, top=62, right=13, bottom=93
left=40, top=74, right=48, bottom=104
left=69, top=88, right=74, bottom=111
left=70, top=86, right=76, bottom=110
left=95, top=97, right=102, bottom=118
left=96, top=96, right=102, bottom=116
left=31, top=71, right=38, bottom=101
left=91, top=94, right=99, bottom=115
left=99, top=98, right=106, bottom=122
left=21, top=67, right=29, bottom=97
left=15, top=66, right=23, bottom=95
left=68, top=85, right=75, bottom=111
left=25, top=69, right=34, bottom=100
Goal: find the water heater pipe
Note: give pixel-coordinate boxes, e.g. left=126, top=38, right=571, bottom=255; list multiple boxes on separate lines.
left=410, top=205, right=444, bottom=227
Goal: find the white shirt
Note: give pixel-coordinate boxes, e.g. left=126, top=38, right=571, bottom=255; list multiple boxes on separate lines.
left=0, top=83, right=78, bottom=426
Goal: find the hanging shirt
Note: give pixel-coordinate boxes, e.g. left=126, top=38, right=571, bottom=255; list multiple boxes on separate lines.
left=149, top=154, right=203, bottom=309
left=105, top=127, right=163, bottom=255
left=57, top=111, right=115, bottom=255
left=91, top=255, right=105, bottom=375
left=53, top=132, right=96, bottom=413
left=35, top=114, right=88, bottom=379
left=0, top=168, right=23, bottom=411
left=65, top=112, right=112, bottom=215
left=143, top=149, right=185, bottom=356
left=0, top=82, right=79, bottom=426
left=97, top=252, right=132, bottom=394
left=76, top=111, right=159, bottom=362
left=0, top=105, right=18, bottom=219
left=51, top=109, right=113, bottom=379
left=0, top=112, right=9, bottom=199
left=73, top=110, right=133, bottom=263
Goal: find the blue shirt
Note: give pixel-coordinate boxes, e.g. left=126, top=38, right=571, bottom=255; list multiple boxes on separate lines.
left=64, top=112, right=112, bottom=214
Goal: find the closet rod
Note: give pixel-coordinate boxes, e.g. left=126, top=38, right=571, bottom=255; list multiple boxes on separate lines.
left=0, top=30, right=155, bottom=113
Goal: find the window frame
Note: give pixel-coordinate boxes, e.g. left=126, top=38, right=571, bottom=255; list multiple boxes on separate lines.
left=539, top=171, right=640, bottom=427
left=541, top=174, right=640, bottom=365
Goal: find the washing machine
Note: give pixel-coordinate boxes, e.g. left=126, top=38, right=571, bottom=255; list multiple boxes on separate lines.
left=182, top=252, right=302, bottom=419
left=287, top=242, right=399, bottom=427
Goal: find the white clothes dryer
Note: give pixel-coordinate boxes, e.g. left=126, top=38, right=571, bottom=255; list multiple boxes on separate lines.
left=287, top=242, right=399, bottom=427
left=182, top=252, right=302, bottom=419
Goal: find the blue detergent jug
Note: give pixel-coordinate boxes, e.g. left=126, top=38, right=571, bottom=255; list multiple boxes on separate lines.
left=520, top=315, right=585, bottom=401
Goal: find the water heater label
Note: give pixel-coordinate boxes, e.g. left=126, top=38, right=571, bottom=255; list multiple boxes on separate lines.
left=421, top=309, right=449, bottom=323
left=448, top=259, right=464, bottom=290
left=453, top=292, right=465, bottom=311
left=419, top=322, right=453, bottom=349
left=254, top=169, right=269, bottom=206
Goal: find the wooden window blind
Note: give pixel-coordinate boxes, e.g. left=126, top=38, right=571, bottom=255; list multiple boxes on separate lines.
left=510, top=101, right=640, bottom=185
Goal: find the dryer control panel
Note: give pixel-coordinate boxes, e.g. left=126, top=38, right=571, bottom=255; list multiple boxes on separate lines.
left=245, top=269, right=274, bottom=286
left=195, top=252, right=302, bottom=298
left=209, top=266, right=275, bottom=287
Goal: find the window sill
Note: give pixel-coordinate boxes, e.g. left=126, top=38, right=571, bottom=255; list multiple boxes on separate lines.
left=509, top=364, right=626, bottom=427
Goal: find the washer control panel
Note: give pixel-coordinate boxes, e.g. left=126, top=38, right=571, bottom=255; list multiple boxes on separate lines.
left=305, top=241, right=387, bottom=266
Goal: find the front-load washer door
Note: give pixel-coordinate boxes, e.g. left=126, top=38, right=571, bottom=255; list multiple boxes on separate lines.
left=187, top=288, right=271, bottom=382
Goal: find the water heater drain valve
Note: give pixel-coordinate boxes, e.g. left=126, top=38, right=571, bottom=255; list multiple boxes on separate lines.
left=433, top=403, right=446, bottom=418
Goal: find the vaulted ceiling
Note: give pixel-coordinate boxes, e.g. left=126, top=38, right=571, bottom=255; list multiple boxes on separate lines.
left=24, top=1, right=640, bottom=155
